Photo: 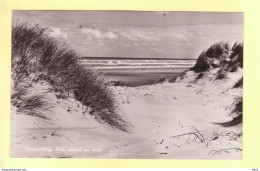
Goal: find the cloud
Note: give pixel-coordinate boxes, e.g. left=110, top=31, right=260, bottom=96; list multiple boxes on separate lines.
left=12, top=11, right=243, bottom=58
left=81, top=28, right=102, bottom=38
left=80, top=28, right=118, bottom=40
left=170, top=33, right=188, bottom=42
left=49, top=27, right=68, bottom=39
left=105, top=31, right=118, bottom=39
left=48, top=24, right=243, bottom=59
left=120, top=32, right=138, bottom=41
left=131, top=30, right=159, bottom=41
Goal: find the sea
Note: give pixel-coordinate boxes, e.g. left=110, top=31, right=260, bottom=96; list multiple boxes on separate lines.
left=80, top=57, right=196, bottom=86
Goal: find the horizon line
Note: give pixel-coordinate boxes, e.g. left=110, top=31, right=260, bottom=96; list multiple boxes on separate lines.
left=80, top=57, right=196, bottom=60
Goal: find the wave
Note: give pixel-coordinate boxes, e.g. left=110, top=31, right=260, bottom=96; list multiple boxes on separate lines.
left=80, top=59, right=196, bottom=68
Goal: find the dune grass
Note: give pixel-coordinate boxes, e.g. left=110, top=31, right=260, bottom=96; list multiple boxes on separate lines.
left=193, top=73, right=204, bottom=83
left=11, top=22, right=128, bottom=132
left=191, top=42, right=243, bottom=73
left=11, top=86, right=51, bottom=119
left=233, top=77, right=243, bottom=88
left=191, top=51, right=210, bottom=72
left=215, top=97, right=242, bottom=127
left=215, top=69, right=227, bottom=80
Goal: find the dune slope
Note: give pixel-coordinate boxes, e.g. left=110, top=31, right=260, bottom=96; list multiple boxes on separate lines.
left=11, top=67, right=242, bottom=159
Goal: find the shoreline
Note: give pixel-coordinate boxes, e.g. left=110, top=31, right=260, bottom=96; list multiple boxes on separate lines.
left=80, top=57, right=197, bottom=61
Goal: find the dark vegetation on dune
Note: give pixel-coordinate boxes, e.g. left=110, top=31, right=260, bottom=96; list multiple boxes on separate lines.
left=11, top=22, right=128, bottom=131
left=193, top=73, right=204, bottom=83
left=215, top=97, right=243, bottom=127
left=110, top=76, right=173, bottom=87
left=233, top=77, right=243, bottom=88
left=191, top=42, right=243, bottom=74
left=11, top=88, right=49, bottom=119
left=191, top=41, right=243, bottom=127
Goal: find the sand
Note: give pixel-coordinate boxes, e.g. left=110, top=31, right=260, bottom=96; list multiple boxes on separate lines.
left=10, top=68, right=243, bottom=159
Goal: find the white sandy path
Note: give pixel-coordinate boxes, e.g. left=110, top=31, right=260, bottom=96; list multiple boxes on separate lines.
left=10, top=69, right=243, bottom=159
left=113, top=69, right=242, bottom=159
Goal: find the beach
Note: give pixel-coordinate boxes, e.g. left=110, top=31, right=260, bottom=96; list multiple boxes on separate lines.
left=10, top=67, right=243, bottom=159
left=81, top=58, right=196, bottom=86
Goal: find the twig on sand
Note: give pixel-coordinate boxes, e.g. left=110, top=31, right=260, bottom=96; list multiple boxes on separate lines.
left=208, top=130, right=242, bottom=143
left=170, top=126, right=205, bottom=143
left=172, top=143, right=181, bottom=148
left=178, top=121, right=184, bottom=128
left=152, top=139, right=164, bottom=145
left=208, top=147, right=242, bottom=155
left=152, top=139, right=160, bottom=144
left=160, top=152, right=167, bottom=155
left=50, top=132, right=61, bottom=137
left=222, top=131, right=242, bottom=141
left=190, top=126, right=205, bottom=142
left=170, top=132, right=204, bottom=143
left=160, top=139, right=164, bottom=144
left=144, top=93, right=154, bottom=96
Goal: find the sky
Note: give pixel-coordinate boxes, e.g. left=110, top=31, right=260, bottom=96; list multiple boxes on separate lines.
left=12, top=11, right=243, bottom=59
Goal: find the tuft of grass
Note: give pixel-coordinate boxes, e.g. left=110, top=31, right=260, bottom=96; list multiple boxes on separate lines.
left=111, top=80, right=130, bottom=87
left=170, top=126, right=205, bottom=143
left=110, top=76, right=175, bottom=87
left=215, top=69, right=227, bottom=80
left=17, top=95, right=47, bottom=118
left=191, top=51, right=210, bottom=72
left=169, top=72, right=187, bottom=83
left=193, top=73, right=204, bottom=83
left=228, top=42, right=243, bottom=72
left=215, top=97, right=242, bottom=127
left=205, top=42, right=230, bottom=59
left=12, top=87, right=49, bottom=119
left=11, top=22, right=128, bottom=131
left=231, top=97, right=242, bottom=117
left=233, top=77, right=243, bottom=88
left=191, top=42, right=229, bottom=73
left=191, top=42, right=243, bottom=73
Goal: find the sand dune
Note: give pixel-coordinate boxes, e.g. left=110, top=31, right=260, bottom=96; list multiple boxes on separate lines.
left=11, top=68, right=242, bottom=159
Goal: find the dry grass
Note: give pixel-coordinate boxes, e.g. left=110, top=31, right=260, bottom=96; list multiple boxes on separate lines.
left=169, top=72, right=187, bottom=83
left=191, top=42, right=243, bottom=73
left=193, top=73, right=204, bottom=83
left=214, top=97, right=242, bottom=127
left=233, top=77, right=243, bottom=88
left=191, top=51, right=210, bottom=72
left=11, top=87, right=50, bottom=119
left=205, top=42, right=230, bottom=59
left=170, top=126, right=205, bottom=143
left=228, top=42, right=243, bottom=72
left=232, top=97, right=243, bottom=115
left=215, top=69, right=227, bottom=80
left=208, top=147, right=242, bottom=155
left=11, top=22, right=128, bottom=131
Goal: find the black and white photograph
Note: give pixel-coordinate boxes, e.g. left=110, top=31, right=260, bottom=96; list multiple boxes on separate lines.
left=11, top=11, right=243, bottom=159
